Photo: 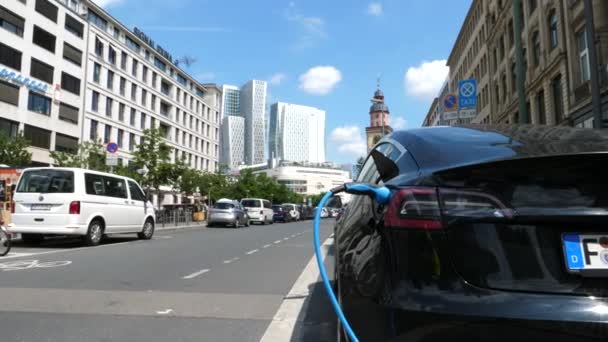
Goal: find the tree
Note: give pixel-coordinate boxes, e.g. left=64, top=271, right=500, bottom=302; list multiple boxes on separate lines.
left=50, top=140, right=106, bottom=171
left=0, top=132, right=32, bottom=166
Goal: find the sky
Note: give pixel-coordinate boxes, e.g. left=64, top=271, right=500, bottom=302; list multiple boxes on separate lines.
left=94, top=0, right=471, bottom=164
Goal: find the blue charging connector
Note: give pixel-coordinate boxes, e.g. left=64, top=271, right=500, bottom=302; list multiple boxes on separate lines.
left=313, top=183, right=391, bottom=342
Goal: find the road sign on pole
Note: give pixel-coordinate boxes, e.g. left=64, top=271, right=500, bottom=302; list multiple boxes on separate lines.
left=458, top=79, right=477, bottom=108
left=105, top=153, right=118, bottom=166
left=106, top=142, right=118, bottom=154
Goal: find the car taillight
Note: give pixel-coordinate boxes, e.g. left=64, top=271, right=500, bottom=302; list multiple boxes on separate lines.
left=10, top=201, right=15, bottom=214
left=385, top=187, right=442, bottom=229
left=69, top=201, right=80, bottom=214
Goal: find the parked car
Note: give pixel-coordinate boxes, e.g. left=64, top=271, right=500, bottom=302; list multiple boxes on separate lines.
left=9, top=167, right=155, bottom=246
left=207, top=199, right=249, bottom=228
left=281, top=203, right=300, bottom=221
left=335, top=125, right=608, bottom=341
left=272, top=205, right=292, bottom=223
left=298, top=205, right=314, bottom=220
left=240, top=198, right=273, bottom=225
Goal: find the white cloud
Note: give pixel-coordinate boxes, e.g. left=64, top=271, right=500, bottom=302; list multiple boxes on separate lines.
left=299, top=66, right=342, bottom=95
left=269, top=73, right=287, bottom=85
left=404, top=59, right=449, bottom=100
left=391, top=116, right=408, bottom=130
left=92, top=0, right=123, bottom=7
left=196, top=72, right=215, bottom=81
left=367, top=3, right=383, bottom=16
left=330, top=126, right=367, bottom=158
left=284, top=3, right=327, bottom=49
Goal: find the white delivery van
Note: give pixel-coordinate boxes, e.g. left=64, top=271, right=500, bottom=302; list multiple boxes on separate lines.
left=9, top=167, right=155, bottom=246
left=240, top=198, right=274, bottom=225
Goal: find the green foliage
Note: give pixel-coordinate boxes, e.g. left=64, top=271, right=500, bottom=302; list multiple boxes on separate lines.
left=50, top=140, right=107, bottom=171
left=0, top=132, right=32, bottom=166
left=132, top=129, right=173, bottom=189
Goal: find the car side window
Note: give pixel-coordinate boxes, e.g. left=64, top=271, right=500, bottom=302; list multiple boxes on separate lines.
left=85, top=173, right=105, bottom=196
left=128, top=180, right=145, bottom=202
left=103, top=176, right=127, bottom=199
left=263, top=201, right=271, bottom=209
left=357, top=156, right=380, bottom=184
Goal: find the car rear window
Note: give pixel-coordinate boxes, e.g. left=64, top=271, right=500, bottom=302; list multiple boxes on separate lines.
left=241, top=200, right=260, bottom=208
left=272, top=206, right=283, bottom=212
left=17, top=170, right=74, bottom=193
left=215, top=202, right=234, bottom=209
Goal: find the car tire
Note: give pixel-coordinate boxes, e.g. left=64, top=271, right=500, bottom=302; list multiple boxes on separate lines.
left=138, top=218, right=154, bottom=240
left=21, top=233, right=44, bottom=244
left=234, top=220, right=240, bottom=229
left=83, top=219, right=104, bottom=246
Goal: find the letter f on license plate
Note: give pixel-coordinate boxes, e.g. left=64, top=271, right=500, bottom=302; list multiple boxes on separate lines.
left=563, top=233, right=608, bottom=272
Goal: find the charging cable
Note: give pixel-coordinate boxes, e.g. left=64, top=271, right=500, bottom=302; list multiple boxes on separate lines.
left=313, top=183, right=391, bottom=342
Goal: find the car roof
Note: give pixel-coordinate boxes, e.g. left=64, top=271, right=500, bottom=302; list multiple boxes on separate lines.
left=20, top=167, right=138, bottom=182
left=389, top=125, right=608, bottom=174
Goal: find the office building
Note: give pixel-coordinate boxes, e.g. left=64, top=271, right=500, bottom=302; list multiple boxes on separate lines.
left=428, top=0, right=608, bottom=128
left=83, top=1, right=220, bottom=171
left=268, top=102, right=325, bottom=163
left=0, top=0, right=88, bottom=165
left=220, top=114, right=244, bottom=170
left=221, top=84, right=239, bottom=119
left=240, top=80, right=266, bottom=165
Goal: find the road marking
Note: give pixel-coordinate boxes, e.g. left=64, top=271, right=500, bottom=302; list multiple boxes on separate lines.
left=156, top=309, right=174, bottom=315
left=4, top=252, right=35, bottom=258
left=273, top=240, right=281, bottom=244
left=259, top=236, right=333, bottom=342
left=291, top=234, right=296, bottom=238
left=283, top=237, right=289, bottom=241
left=0, top=259, right=72, bottom=271
left=182, top=268, right=209, bottom=279
left=263, top=244, right=272, bottom=248
left=154, top=236, right=173, bottom=240
left=246, top=249, right=258, bottom=255
left=0, top=239, right=136, bottom=260
left=223, top=257, right=239, bottom=264
left=324, top=237, right=334, bottom=246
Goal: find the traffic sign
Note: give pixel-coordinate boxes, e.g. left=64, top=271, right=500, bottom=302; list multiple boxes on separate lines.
left=458, top=79, right=477, bottom=108
left=106, top=142, right=118, bottom=153
left=105, top=153, right=118, bottom=166
left=443, top=94, right=458, bottom=110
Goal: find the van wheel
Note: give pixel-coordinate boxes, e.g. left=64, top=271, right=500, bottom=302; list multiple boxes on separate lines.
left=21, top=234, right=44, bottom=244
left=84, top=220, right=103, bottom=246
left=138, top=219, right=155, bottom=240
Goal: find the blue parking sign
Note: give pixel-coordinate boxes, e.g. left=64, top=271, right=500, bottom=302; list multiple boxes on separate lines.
left=458, top=79, right=477, bottom=108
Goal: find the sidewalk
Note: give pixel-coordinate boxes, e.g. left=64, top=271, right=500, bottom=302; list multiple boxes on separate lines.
left=156, top=221, right=207, bottom=232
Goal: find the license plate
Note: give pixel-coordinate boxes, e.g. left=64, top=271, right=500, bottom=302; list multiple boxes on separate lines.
left=563, top=233, right=608, bottom=272
left=30, top=204, right=51, bottom=211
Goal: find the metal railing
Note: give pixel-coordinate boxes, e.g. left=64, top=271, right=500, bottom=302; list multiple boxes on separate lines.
left=156, top=208, right=194, bottom=227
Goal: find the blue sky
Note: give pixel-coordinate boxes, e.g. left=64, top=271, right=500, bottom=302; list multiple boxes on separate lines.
left=96, top=0, right=471, bottom=164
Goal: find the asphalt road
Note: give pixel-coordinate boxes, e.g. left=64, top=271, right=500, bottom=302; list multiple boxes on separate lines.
left=0, top=219, right=336, bottom=342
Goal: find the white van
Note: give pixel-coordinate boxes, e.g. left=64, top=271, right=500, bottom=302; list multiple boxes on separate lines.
left=9, top=167, right=155, bottom=246
left=240, top=198, right=273, bottom=225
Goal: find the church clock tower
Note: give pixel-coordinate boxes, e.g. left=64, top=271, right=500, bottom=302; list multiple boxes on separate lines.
left=365, top=82, right=393, bottom=152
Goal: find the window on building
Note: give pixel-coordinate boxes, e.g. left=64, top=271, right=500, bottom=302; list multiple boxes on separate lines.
left=28, top=91, right=51, bottom=116
left=119, top=77, right=126, bottom=96
left=189, top=115, right=193, bottom=129
left=153, top=57, right=166, bottom=72
left=32, top=26, right=55, bottom=53
left=549, top=11, right=558, bottom=49
left=129, top=133, right=135, bottom=151
left=140, top=113, right=146, bottom=129
left=94, top=37, right=103, bottom=56
left=552, top=74, right=563, bottom=123
left=141, top=89, right=147, bottom=106
left=0, top=117, right=19, bottom=138
left=131, top=83, right=137, bottom=101
left=150, top=117, right=155, bottom=129
left=106, top=97, right=113, bottom=117
left=87, top=9, right=107, bottom=30
left=130, top=108, right=135, bottom=126
left=113, top=26, right=120, bottom=39
left=90, top=119, right=98, bottom=140
left=0, top=5, right=25, bottom=37
left=161, top=80, right=171, bottom=96
left=142, top=66, right=148, bottom=83
left=118, top=103, right=125, bottom=122
left=536, top=90, right=545, bottom=124
left=0, top=80, right=19, bottom=106
left=120, top=51, right=127, bottom=70
left=35, top=0, right=57, bottom=22
left=104, top=125, right=111, bottom=143
left=108, top=45, right=116, bottom=65
left=177, top=74, right=187, bottom=86
left=125, top=36, right=140, bottom=53
left=151, top=94, right=156, bottom=111
left=24, top=125, right=50, bottom=149
left=131, top=59, right=138, bottom=77
left=117, top=129, right=123, bottom=148
left=160, top=101, right=170, bottom=116
left=30, top=58, right=53, bottom=84
left=91, top=91, right=99, bottom=112
left=93, top=62, right=101, bottom=83
left=577, top=30, right=590, bottom=83
left=62, top=43, right=82, bottom=66
left=61, top=71, right=80, bottom=95
left=145, top=50, right=150, bottom=60
left=107, top=70, right=114, bottom=90
left=0, top=42, right=21, bottom=70
left=152, top=72, right=157, bottom=88
left=159, top=123, right=169, bottom=139
left=532, top=31, right=540, bottom=66
left=54, top=133, right=78, bottom=153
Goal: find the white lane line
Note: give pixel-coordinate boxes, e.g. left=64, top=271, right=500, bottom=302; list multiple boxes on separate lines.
left=0, top=239, right=136, bottom=260
left=323, top=238, right=334, bottom=246
left=245, top=249, right=259, bottom=255
left=156, top=309, right=174, bottom=315
left=259, top=237, right=333, bottom=342
left=181, top=268, right=209, bottom=279
left=283, top=237, right=289, bottom=241
left=273, top=240, right=281, bottom=244
left=263, top=244, right=272, bottom=249
left=222, top=257, right=239, bottom=264
left=290, top=234, right=296, bottom=238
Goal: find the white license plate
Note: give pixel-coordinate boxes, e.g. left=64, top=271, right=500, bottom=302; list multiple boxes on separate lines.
left=31, top=204, right=52, bottom=211
left=563, top=233, right=608, bottom=271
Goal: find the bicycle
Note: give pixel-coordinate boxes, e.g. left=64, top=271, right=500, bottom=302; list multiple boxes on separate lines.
left=0, top=210, right=11, bottom=257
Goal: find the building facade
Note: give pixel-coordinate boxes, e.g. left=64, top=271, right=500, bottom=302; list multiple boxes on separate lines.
left=0, top=0, right=88, bottom=165
left=365, top=87, right=393, bottom=152
left=83, top=1, right=220, bottom=172
left=428, top=0, right=608, bottom=128
left=240, top=80, right=266, bottom=165
left=268, top=102, right=325, bottom=163
left=220, top=114, right=244, bottom=170
left=220, top=84, right=239, bottom=119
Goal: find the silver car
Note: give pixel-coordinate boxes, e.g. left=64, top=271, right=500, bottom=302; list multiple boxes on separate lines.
left=207, top=200, right=249, bottom=228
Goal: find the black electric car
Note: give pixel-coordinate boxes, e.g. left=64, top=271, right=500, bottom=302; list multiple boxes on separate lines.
left=335, top=125, right=608, bottom=341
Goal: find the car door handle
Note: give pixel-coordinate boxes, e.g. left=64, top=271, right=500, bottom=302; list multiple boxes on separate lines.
left=124, top=200, right=129, bottom=204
